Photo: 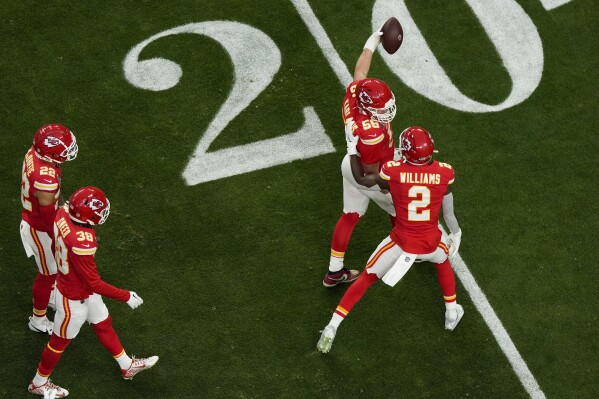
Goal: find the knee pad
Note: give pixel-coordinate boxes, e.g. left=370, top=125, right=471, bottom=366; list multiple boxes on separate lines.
left=49, top=333, right=71, bottom=351
left=341, top=212, right=361, bottom=224
left=36, top=272, right=57, bottom=284
left=92, top=315, right=113, bottom=333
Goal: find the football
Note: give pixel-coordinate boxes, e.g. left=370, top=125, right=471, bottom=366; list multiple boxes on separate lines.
left=380, top=17, right=404, bottom=54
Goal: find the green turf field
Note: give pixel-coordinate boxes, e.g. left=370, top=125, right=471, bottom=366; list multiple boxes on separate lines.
left=1, top=0, right=597, bottom=397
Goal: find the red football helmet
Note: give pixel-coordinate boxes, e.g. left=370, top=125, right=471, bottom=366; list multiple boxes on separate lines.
left=356, top=78, right=396, bottom=123
left=399, top=126, right=435, bottom=165
left=33, top=124, right=78, bottom=164
left=68, top=186, right=110, bottom=226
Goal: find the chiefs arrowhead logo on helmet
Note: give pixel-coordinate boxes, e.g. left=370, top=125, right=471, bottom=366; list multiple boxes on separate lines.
left=401, top=135, right=412, bottom=152
left=43, top=137, right=61, bottom=148
left=358, top=91, right=374, bottom=105
left=88, top=198, right=105, bottom=211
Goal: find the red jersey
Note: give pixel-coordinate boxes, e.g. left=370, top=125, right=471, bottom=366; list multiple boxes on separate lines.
left=21, top=147, right=62, bottom=233
left=380, top=160, right=455, bottom=254
left=53, top=205, right=130, bottom=302
left=342, top=80, right=394, bottom=167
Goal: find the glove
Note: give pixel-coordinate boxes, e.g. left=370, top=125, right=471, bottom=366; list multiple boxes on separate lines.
left=345, top=120, right=359, bottom=155
left=363, top=30, right=383, bottom=52
left=127, top=291, right=144, bottom=309
left=448, top=230, right=462, bottom=258
left=394, top=147, right=403, bottom=161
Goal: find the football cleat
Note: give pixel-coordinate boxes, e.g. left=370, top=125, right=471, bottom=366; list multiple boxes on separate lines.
left=28, top=379, right=69, bottom=397
left=323, top=268, right=359, bottom=287
left=122, top=356, right=159, bottom=380
left=29, top=316, right=53, bottom=335
left=445, top=304, right=464, bottom=331
left=317, top=325, right=337, bottom=353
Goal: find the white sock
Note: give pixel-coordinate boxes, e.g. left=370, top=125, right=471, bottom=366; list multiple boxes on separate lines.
left=328, top=313, right=344, bottom=329
left=116, top=352, right=133, bottom=369
left=329, top=256, right=344, bottom=273
left=32, top=371, right=48, bottom=387
left=445, top=301, right=457, bottom=311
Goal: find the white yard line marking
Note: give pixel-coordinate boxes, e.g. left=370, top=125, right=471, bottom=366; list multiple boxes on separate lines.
left=539, top=0, right=574, bottom=10
left=290, top=0, right=353, bottom=87
left=291, top=1, right=546, bottom=397
left=447, top=237, right=547, bottom=399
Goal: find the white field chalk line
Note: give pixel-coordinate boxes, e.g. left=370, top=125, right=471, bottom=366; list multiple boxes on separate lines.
left=448, top=242, right=546, bottom=399
left=291, top=1, right=546, bottom=397
left=291, top=0, right=353, bottom=87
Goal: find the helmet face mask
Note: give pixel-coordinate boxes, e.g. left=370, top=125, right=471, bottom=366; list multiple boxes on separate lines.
left=399, top=126, right=435, bottom=165
left=33, top=124, right=78, bottom=164
left=68, top=187, right=110, bottom=226
left=356, top=79, right=396, bottom=124
left=365, top=96, right=396, bottom=124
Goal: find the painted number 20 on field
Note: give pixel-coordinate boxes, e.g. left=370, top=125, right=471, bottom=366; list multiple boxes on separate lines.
left=123, top=0, right=575, bottom=186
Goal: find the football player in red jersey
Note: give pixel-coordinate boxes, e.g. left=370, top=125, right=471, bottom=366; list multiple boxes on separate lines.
left=317, top=127, right=463, bottom=353
left=20, top=124, right=78, bottom=335
left=28, top=187, right=158, bottom=398
left=323, top=28, right=399, bottom=287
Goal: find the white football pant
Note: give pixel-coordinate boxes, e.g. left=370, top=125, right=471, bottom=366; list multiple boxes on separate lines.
left=20, top=220, right=57, bottom=275
left=53, top=288, right=110, bottom=339
left=365, top=234, right=450, bottom=278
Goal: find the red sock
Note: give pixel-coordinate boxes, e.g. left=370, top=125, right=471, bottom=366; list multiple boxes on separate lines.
left=337, top=272, right=379, bottom=315
left=92, top=316, right=125, bottom=357
left=389, top=214, right=396, bottom=228
left=331, top=212, right=361, bottom=256
left=37, top=334, right=71, bottom=378
left=32, top=273, right=56, bottom=317
left=435, top=259, right=457, bottom=303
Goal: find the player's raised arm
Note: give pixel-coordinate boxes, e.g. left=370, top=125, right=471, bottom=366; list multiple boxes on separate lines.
left=354, top=29, right=383, bottom=80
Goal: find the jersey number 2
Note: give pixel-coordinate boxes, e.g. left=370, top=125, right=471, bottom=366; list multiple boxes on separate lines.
left=408, top=185, right=431, bottom=221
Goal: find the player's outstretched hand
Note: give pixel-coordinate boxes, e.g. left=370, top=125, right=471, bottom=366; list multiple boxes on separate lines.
left=127, top=291, right=144, bottom=309
left=448, top=230, right=462, bottom=258
left=345, top=121, right=359, bottom=155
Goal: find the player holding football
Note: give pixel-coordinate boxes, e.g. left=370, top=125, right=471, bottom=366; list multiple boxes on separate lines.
left=317, top=126, right=464, bottom=353
left=28, top=187, right=158, bottom=397
left=323, top=28, right=399, bottom=287
left=21, top=124, right=78, bottom=335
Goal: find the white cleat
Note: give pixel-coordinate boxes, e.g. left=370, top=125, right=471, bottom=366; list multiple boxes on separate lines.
left=28, top=379, right=69, bottom=397
left=29, top=316, right=54, bottom=335
left=445, top=304, right=464, bottom=331
left=317, top=325, right=337, bottom=353
left=122, top=356, right=159, bottom=380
